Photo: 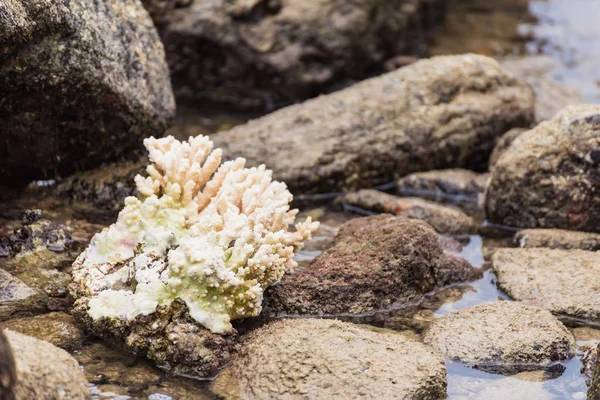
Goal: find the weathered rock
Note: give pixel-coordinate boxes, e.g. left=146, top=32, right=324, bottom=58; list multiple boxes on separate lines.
left=141, top=0, right=191, bottom=23
left=161, top=0, right=447, bottom=110
left=581, top=344, right=598, bottom=387
left=0, top=0, right=175, bottom=184
left=396, top=169, right=489, bottom=210
left=486, top=105, right=600, bottom=231
left=0, top=269, right=47, bottom=321
left=493, top=248, right=600, bottom=321
left=211, top=318, right=447, bottom=399
left=488, top=127, right=527, bottom=168
left=263, top=215, right=481, bottom=316
left=71, top=298, right=236, bottom=379
left=0, top=312, right=84, bottom=351
left=208, top=54, right=533, bottom=193
left=5, top=329, right=90, bottom=399
left=502, top=56, right=584, bottom=122
left=341, top=189, right=475, bottom=234
left=0, top=330, right=16, bottom=400
left=515, top=228, right=600, bottom=251
left=424, top=301, right=575, bottom=372
left=590, top=344, right=600, bottom=399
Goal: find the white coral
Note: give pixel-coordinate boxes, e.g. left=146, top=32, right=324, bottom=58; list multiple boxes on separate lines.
left=71, top=135, right=318, bottom=333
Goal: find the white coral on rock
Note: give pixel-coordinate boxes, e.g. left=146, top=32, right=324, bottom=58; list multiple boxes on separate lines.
left=71, top=135, right=318, bottom=333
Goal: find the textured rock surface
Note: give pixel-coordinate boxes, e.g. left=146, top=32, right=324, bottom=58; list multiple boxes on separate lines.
left=264, top=215, right=481, bottom=316
left=488, top=127, right=527, bottom=168
left=396, top=169, right=489, bottom=210
left=71, top=298, right=236, bottom=379
left=161, top=0, right=447, bottom=109
left=486, top=105, right=600, bottom=231
left=211, top=318, right=447, bottom=399
left=0, top=312, right=84, bottom=351
left=590, top=343, right=600, bottom=399
left=0, top=269, right=47, bottom=321
left=341, top=189, right=475, bottom=234
left=0, top=330, right=16, bottom=400
left=493, top=248, right=600, bottom=321
left=0, top=0, right=175, bottom=184
left=5, top=330, right=90, bottom=399
left=424, top=302, right=574, bottom=368
left=515, top=228, right=600, bottom=251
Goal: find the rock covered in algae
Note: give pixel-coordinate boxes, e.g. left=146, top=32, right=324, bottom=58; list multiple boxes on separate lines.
left=211, top=318, right=447, bottom=399
left=70, top=134, right=318, bottom=377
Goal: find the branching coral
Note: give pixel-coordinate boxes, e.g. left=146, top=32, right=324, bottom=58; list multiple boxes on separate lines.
left=71, top=135, right=318, bottom=333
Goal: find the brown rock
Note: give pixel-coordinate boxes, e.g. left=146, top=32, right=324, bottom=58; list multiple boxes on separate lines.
left=488, top=127, right=527, bottom=168
left=486, top=105, right=600, bottom=231
left=0, top=330, right=16, bottom=400
left=211, top=318, right=447, bottom=399
left=0, top=312, right=84, bottom=351
left=0, top=269, right=47, bottom=321
left=263, top=214, right=481, bottom=316
left=515, top=228, right=600, bottom=251
left=341, top=189, right=475, bottom=234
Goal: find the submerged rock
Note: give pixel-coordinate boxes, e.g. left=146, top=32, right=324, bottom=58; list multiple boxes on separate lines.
left=341, top=189, right=475, bottom=234
left=0, top=0, right=175, bottom=184
left=493, top=248, right=600, bottom=321
left=264, top=215, right=481, bottom=316
left=5, top=330, right=90, bottom=399
left=486, top=105, right=600, bottom=231
left=396, top=169, right=489, bottom=211
left=424, top=301, right=575, bottom=372
left=161, top=0, right=447, bottom=109
left=515, top=228, right=600, bottom=251
left=488, top=127, right=527, bottom=168
left=0, top=312, right=84, bottom=351
left=211, top=318, right=447, bottom=399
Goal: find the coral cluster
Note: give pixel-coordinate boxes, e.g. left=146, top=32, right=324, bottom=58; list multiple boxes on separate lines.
left=71, top=135, right=318, bottom=333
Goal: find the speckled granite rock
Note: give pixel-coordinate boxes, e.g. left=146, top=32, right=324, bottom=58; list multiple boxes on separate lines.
left=4, top=330, right=90, bottom=399
left=0, top=312, right=84, bottom=351
left=486, top=105, right=600, bottom=231
left=424, top=301, right=574, bottom=371
left=515, top=228, right=600, bottom=251
left=396, top=169, right=489, bottom=211
left=263, top=215, right=481, bottom=316
left=341, top=189, right=475, bottom=234
left=211, top=318, right=447, bottom=399
left=493, top=248, right=600, bottom=321
left=161, top=0, right=447, bottom=110
left=0, top=0, right=175, bottom=184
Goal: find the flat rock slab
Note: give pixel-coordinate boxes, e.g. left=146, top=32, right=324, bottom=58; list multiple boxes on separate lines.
left=424, top=301, right=574, bottom=369
left=396, top=169, right=489, bottom=211
left=0, top=269, right=47, bottom=321
left=211, top=318, right=447, bottom=399
left=493, top=248, right=600, bottom=321
left=341, top=189, right=475, bottom=234
left=0, top=0, right=175, bottom=184
left=161, top=0, right=446, bottom=109
left=515, top=229, right=600, bottom=251
left=264, top=214, right=481, bottom=316
left=486, top=104, right=600, bottom=231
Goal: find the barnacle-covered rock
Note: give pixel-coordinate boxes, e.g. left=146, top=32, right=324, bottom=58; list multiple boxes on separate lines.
left=70, top=135, right=317, bottom=376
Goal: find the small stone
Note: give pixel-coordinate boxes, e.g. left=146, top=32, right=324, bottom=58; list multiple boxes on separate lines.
left=515, top=228, right=600, bottom=251
left=424, top=301, right=574, bottom=372
left=0, top=312, right=84, bottom=350
left=211, top=318, right=447, bottom=399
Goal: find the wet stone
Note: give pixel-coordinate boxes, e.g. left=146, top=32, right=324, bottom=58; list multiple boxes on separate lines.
left=211, top=318, right=447, bottom=399
left=341, top=189, right=475, bottom=234
left=424, top=301, right=575, bottom=374
left=493, top=248, right=600, bottom=321
left=515, top=228, right=600, bottom=251
left=0, top=312, right=84, bottom=351
left=0, top=269, right=47, bottom=321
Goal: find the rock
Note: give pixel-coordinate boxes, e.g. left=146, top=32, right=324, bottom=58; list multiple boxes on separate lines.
left=0, top=330, right=16, bottom=400
left=161, top=0, right=447, bottom=110
left=0, top=0, right=175, bottom=185
left=0, top=269, right=47, bottom=321
left=485, top=105, right=600, bottom=231
left=581, top=344, right=597, bottom=387
left=4, top=329, right=90, bottom=399
left=396, top=169, right=489, bottom=211
left=341, top=189, right=475, bottom=234
left=211, top=318, right=447, bottom=399
left=0, top=312, right=84, bottom=351
left=208, top=54, right=533, bottom=193
left=515, top=229, right=600, bottom=251
left=591, top=344, right=600, bottom=399
left=502, top=56, right=584, bottom=122
left=488, top=127, right=527, bottom=168
left=141, top=0, right=191, bottom=23
left=263, top=215, right=481, bottom=316
left=493, top=248, right=600, bottom=321
left=71, top=298, right=236, bottom=379
left=424, top=301, right=575, bottom=373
